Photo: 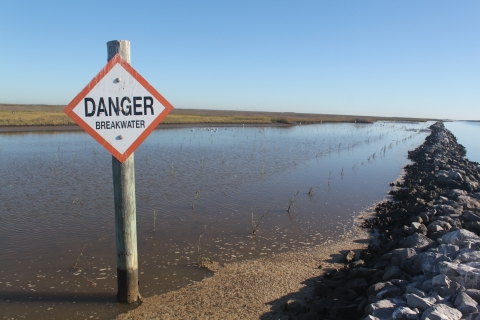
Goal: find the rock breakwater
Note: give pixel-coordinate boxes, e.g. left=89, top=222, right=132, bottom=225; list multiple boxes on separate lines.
left=296, top=122, right=480, bottom=320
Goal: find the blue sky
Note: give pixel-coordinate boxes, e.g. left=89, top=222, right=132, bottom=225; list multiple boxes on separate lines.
left=1, top=1, right=479, bottom=120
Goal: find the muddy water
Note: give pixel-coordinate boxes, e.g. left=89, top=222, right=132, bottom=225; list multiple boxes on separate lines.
left=0, top=122, right=431, bottom=319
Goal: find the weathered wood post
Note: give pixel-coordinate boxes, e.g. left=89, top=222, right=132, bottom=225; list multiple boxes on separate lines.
left=107, top=40, right=141, bottom=303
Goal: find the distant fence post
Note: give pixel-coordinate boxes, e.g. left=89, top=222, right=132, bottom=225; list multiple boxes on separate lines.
left=107, top=40, right=141, bottom=303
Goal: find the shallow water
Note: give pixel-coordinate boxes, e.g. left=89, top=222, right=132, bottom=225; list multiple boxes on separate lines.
left=0, top=121, right=431, bottom=319
left=445, top=121, right=480, bottom=163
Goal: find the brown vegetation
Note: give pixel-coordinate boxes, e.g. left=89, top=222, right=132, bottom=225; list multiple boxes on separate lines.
left=0, top=103, right=434, bottom=127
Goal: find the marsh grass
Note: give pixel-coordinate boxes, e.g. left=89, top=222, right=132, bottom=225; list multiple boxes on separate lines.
left=192, top=191, right=200, bottom=210
left=307, top=186, right=319, bottom=198
left=0, top=104, right=432, bottom=127
left=287, top=191, right=299, bottom=213
left=251, top=209, right=267, bottom=235
left=73, top=245, right=87, bottom=270
left=153, top=210, right=158, bottom=231
left=72, top=196, right=83, bottom=204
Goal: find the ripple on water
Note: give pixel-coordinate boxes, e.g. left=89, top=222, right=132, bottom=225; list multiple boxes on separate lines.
left=0, top=122, right=432, bottom=319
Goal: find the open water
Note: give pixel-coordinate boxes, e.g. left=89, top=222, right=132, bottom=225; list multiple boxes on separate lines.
left=445, top=121, right=480, bottom=163
left=0, top=121, right=432, bottom=319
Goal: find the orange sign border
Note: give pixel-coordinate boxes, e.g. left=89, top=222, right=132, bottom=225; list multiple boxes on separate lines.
left=64, top=54, right=174, bottom=163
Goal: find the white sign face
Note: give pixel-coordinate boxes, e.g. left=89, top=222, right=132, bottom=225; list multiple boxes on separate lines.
left=64, top=54, right=174, bottom=162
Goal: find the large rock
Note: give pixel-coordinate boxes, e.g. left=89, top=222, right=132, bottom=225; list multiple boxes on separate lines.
left=432, top=274, right=463, bottom=296
left=454, top=292, right=479, bottom=314
left=428, top=221, right=452, bottom=233
left=466, top=289, right=480, bottom=304
left=340, top=250, right=356, bottom=263
left=422, top=252, right=451, bottom=274
left=457, top=195, right=480, bottom=209
left=436, top=244, right=459, bottom=259
left=432, top=204, right=462, bottom=216
left=308, top=298, right=332, bottom=315
left=344, top=277, right=369, bottom=294
left=439, top=261, right=480, bottom=289
left=411, top=222, right=428, bottom=235
left=446, top=189, right=468, bottom=198
left=383, top=265, right=407, bottom=281
left=365, top=298, right=407, bottom=319
left=458, top=251, right=480, bottom=263
left=464, top=211, right=480, bottom=223
left=392, top=306, right=420, bottom=319
left=420, top=303, right=462, bottom=320
left=330, top=302, right=359, bottom=319
left=402, top=252, right=450, bottom=276
left=400, top=233, right=435, bottom=250
left=367, top=282, right=398, bottom=297
left=405, top=286, right=427, bottom=298
left=405, top=293, right=435, bottom=311
left=377, top=286, right=402, bottom=300
left=442, top=230, right=480, bottom=246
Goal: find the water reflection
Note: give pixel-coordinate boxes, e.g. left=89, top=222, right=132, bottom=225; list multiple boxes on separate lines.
left=0, top=121, right=431, bottom=319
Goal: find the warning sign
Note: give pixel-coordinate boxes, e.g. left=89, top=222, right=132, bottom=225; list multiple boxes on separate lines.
left=64, top=54, right=174, bottom=162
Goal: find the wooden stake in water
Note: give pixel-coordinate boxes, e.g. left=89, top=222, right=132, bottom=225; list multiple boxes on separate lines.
left=108, top=40, right=141, bottom=303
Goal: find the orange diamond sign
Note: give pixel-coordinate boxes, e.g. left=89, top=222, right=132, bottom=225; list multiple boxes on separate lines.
left=64, top=54, right=174, bottom=163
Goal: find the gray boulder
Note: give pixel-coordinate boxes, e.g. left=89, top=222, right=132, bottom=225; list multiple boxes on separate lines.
left=422, top=252, right=451, bottom=274
left=446, top=189, right=468, bottom=198
left=400, top=233, right=435, bottom=250
left=428, top=221, right=452, bottom=233
left=442, top=230, right=480, bottom=246
left=464, top=211, right=480, bottom=223
left=436, top=244, right=459, bottom=259
left=421, top=303, right=462, bottom=320
left=465, top=289, right=480, bottom=303
left=411, top=222, right=428, bottom=235
left=344, top=277, right=369, bottom=294
left=454, top=291, right=479, bottom=314
left=365, top=298, right=407, bottom=319
left=457, top=195, right=480, bottom=209
left=439, top=261, right=480, bottom=289
left=340, top=250, right=355, bottom=263
left=392, top=306, right=420, bottom=319
left=377, top=286, right=402, bottom=300
left=383, top=265, right=407, bottom=281
left=405, top=293, right=435, bottom=311
left=432, top=274, right=462, bottom=296
left=367, top=282, right=398, bottom=297
left=458, top=251, right=480, bottom=263
left=464, top=313, right=480, bottom=320
left=421, top=279, right=434, bottom=292
left=433, top=204, right=462, bottom=216
left=405, top=286, right=427, bottom=298
left=432, top=274, right=451, bottom=287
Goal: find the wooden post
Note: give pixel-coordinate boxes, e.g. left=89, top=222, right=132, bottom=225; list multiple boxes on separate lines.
left=107, top=40, right=141, bottom=303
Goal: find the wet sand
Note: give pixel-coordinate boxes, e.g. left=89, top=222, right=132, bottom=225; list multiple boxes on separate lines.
left=118, top=212, right=374, bottom=320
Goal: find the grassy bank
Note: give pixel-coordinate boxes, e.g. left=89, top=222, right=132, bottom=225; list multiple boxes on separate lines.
left=0, top=104, right=433, bottom=127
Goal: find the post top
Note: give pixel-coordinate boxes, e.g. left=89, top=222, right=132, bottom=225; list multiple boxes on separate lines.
left=107, top=40, right=131, bottom=63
